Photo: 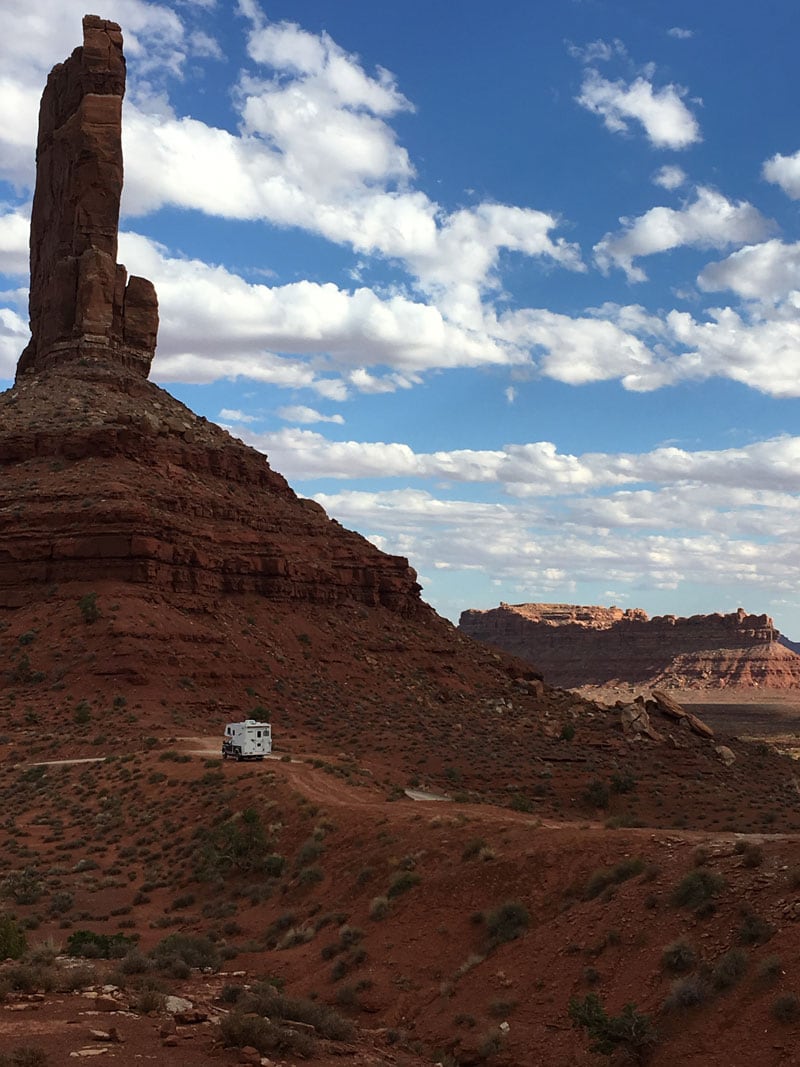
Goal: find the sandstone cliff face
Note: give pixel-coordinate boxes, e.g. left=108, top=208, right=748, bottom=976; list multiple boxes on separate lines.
left=2, top=17, right=423, bottom=618
left=459, top=602, right=800, bottom=688
left=17, top=15, right=157, bottom=380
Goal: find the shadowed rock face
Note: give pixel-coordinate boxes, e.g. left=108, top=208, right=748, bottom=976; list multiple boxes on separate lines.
left=16, top=15, right=157, bottom=381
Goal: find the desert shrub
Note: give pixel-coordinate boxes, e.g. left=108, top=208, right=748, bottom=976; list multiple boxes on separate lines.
left=296, top=839, right=323, bottom=868
left=772, top=994, right=800, bottom=1023
left=662, top=975, right=709, bottom=1012
left=737, top=909, right=775, bottom=946
left=149, top=933, right=220, bottom=972
left=671, top=869, right=725, bottom=911
left=484, top=901, right=530, bottom=948
left=2, top=869, right=43, bottom=906
left=758, top=955, right=783, bottom=984
left=240, top=981, right=354, bottom=1041
left=195, top=809, right=277, bottom=877
left=66, top=929, right=137, bottom=959
left=661, top=939, right=697, bottom=975
left=387, top=871, right=420, bottom=899
left=560, top=722, right=575, bottom=741
left=116, top=950, right=153, bottom=976
left=583, top=858, right=645, bottom=901
left=610, top=772, right=636, bottom=794
left=298, top=865, right=323, bottom=886
left=3, top=963, right=57, bottom=993
left=78, top=593, right=100, bottom=623
left=0, top=914, right=27, bottom=959
left=219, top=1012, right=315, bottom=1057
left=581, top=780, right=611, bottom=810
left=369, top=896, right=390, bottom=921
left=462, top=837, right=487, bottom=861
left=734, top=841, right=764, bottom=868
left=568, top=993, right=657, bottom=1060
left=133, top=987, right=166, bottom=1014
left=710, top=948, right=748, bottom=991
left=0, top=1048, right=49, bottom=1067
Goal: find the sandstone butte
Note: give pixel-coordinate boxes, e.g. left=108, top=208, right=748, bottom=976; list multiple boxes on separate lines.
left=459, top=601, right=800, bottom=689
left=5, top=19, right=800, bottom=1067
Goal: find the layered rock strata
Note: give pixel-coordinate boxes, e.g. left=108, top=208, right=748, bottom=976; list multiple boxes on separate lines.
left=1, top=18, right=424, bottom=617
left=459, top=602, right=800, bottom=688
left=16, top=15, right=157, bottom=380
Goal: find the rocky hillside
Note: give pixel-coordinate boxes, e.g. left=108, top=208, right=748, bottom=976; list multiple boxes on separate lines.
left=4, top=19, right=800, bottom=1067
left=459, top=602, right=800, bottom=689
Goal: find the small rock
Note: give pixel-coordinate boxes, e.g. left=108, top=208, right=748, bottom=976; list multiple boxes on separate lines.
left=715, top=745, right=736, bottom=767
left=164, top=995, right=193, bottom=1014
left=238, top=1047, right=261, bottom=1066
left=161, top=1036, right=179, bottom=1048
left=94, top=996, right=119, bottom=1013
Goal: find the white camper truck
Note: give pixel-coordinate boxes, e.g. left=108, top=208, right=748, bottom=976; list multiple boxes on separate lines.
left=222, top=719, right=272, bottom=761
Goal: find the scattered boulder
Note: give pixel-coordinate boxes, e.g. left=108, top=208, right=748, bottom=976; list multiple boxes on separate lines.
left=618, top=698, right=663, bottom=742
left=715, top=745, right=736, bottom=766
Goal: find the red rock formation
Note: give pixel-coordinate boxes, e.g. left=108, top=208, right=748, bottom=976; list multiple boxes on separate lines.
left=1, top=18, right=423, bottom=618
left=16, top=15, right=157, bottom=381
left=459, top=602, right=800, bottom=689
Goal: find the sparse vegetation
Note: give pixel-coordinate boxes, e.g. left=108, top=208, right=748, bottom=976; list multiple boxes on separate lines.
left=671, top=869, right=725, bottom=911
left=483, top=901, right=530, bottom=948
left=0, top=914, right=27, bottom=960
left=661, top=939, right=697, bottom=975
left=569, top=993, right=657, bottom=1060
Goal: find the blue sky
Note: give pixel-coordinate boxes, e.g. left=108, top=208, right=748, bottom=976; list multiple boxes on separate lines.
left=3, top=1, right=800, bottom=635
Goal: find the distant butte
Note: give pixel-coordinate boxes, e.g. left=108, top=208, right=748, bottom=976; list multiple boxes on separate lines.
left=459, top=602, right=800, bottom=689
left=16, top=14, right=158, bottom=381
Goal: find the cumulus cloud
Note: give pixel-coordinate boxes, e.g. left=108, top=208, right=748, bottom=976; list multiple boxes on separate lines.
left=576, top=68, right=701, bottom=148
left=763, top=149, right=800, bottom=199
left=116, top=231, right=524, bottom=390
left=652, top=164, right=686, bottom=190
left=237, top=424, right=800, bottom=496
left=0, top=208, right=29, bottom=276
left=698, top=239, right=800, bottom=302
left=667, top=27, right=693, bottom=40
left=594, top=187, right=773, bottom=281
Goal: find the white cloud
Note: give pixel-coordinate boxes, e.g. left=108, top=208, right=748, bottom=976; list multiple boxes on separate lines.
left=667, top=27, right=693, bottom=40
left=218, top=408, right=257, bottom=423
left=763, top=149, right=800, bottom=199
left=277, top=405, right=345, bottom=425
left=698, top=239, right=800, bottom=302
left=576, top=68, right=701, bottom=148
left=237, top=424, right=800, bottom=496
left=0, top=209, right=30, bottom=276
left=117, top=232, right=523, bottom=389
left=0, top=305, right=28, bottom=378
left=652, top=164, right=686, bottom=190
left=594, top=187, right=772, bottom=281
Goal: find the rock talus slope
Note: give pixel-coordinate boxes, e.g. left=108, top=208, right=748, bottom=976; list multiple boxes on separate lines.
left=459, top=602, right=800, bottom=688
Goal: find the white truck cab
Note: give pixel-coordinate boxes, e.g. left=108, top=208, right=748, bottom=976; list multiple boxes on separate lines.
left=222, top=719, right=272, bottom=761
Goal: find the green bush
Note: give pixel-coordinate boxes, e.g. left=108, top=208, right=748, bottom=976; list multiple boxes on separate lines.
left=583, top=858, right=645, bottom=900
left=484, top=901, right=530, bottom=948
left=387, top=871, right=420, bottom=899
left=0, top=1048, right=49, bottom=1067
left=78, top=593, right=100, bottom=624
left=710, top=949, right=748, bottom=991
left=0, top=914, right=27, bottom=960
left=662, top=975, right=709, bottom=1012
left=660, top=939, right=697, bottom=975
left=195, top=809, right=277, bottom=877
left=671, top=869, right=725, bottom=911
left=149, top=933, right=220, bottom=972
left=569, top=993, right=656, bottom=1059
left=66, top=930, right=138, bottom=959
left=772, top=994, right=800, bottom=1023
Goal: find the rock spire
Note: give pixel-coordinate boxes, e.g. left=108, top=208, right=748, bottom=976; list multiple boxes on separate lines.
left=16, top=14, right=157, bottom=381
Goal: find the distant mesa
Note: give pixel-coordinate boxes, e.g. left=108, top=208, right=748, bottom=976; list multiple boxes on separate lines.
left=16, top=15, right=158, bottom=381
left=458, top=602, right=800, bottom=689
